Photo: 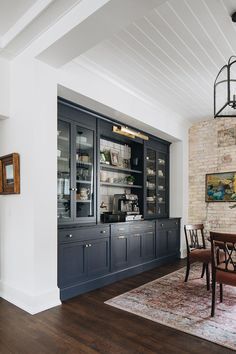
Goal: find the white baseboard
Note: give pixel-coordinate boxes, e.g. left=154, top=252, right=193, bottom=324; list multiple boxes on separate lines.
left=180, top=248, right=187, bottom=259
left=0, top=280, right=61, bottom=315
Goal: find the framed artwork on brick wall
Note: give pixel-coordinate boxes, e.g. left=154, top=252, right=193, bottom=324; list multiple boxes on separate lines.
left=0, top=153, right=20, bottom=195
left=206, top=172, right=236, bottom=202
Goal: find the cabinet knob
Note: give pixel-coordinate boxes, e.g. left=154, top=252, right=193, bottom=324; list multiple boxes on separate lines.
left=175, top=222, right=178, bottom=225
left=161, top=224, right=164, bottom=227
left=89, top=244, right=92, bottom=247
left=66, top=234, right=73, bottom=238
left=70, top=188, right=76, bottom=191
left=85, top=244, right=89, bottom=248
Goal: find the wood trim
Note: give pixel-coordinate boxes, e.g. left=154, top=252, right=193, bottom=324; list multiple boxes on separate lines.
left=0, top=160, right=2, bottom=193
left=0, top=153, right=20, bottom=195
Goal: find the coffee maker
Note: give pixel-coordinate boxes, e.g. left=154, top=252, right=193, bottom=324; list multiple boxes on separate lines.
left=113, top=193, right=142, bottom=221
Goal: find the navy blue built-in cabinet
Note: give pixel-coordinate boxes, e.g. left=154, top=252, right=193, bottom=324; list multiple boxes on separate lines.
left=57, top=99, right=181, bottom=301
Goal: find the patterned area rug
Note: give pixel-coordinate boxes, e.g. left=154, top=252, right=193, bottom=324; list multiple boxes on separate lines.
left=105, top=265, right=236, bottom=350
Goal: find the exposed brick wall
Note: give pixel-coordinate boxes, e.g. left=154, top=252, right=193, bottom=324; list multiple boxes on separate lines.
left=189, top=118, right=236, bottom=235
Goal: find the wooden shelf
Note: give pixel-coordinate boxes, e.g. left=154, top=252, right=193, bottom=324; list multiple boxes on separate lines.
left=100, top=164, right=142, bottom=174
left=100, top=182, right=142, bottom=189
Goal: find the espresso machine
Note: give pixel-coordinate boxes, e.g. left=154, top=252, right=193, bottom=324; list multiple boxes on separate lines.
left=113, top=193, right=142, bottom=221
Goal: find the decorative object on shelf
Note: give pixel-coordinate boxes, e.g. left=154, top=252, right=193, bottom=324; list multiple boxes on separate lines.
left=0, top=153, right=20, bottom=195
left=206, top=172, right=236, bottom=202
left=147, top=168, right=155, bottom=176
left=214, top=56, right=236, bottom=118
left=132, top=157, right=139, bottom=167
left=126, top=175, right=135, bottom=185
left=100, top=151, right=107, bottom=164
left=110, top=150, right=119, bottom=166
left=158, top=158, right=165, bottom=165
left=100, top=171, right=107, bottom=182
left=123, top=144, right=131, bottom=169
left=77, top=187, right=90, bottom=201
left=100, top=150, right=111, bottom=165
left=146, top=181, right=156, bottom=189
left=79, top=152, right=90, bottom=163
left=113, top=125, right=149, bottom=140
left=76, top=134, right=87, bottom=144
left=158, top=170, right=164, bottom=177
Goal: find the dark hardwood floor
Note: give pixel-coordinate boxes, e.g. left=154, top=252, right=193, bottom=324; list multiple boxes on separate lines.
left=0, top=260, right=234, bottom=354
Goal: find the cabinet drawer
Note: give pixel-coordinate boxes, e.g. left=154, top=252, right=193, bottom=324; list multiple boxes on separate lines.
left=156, top=219, right=179, bottom=230
left=111, top=223, right=130, bottom=236
left=59, top=225, right=110, bottom=243
left=132, top=221, right=155, bottom=233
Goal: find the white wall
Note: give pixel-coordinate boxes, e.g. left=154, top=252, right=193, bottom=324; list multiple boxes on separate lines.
left=0, top=57, right=60, bottom=314
left=0, top=54, right=189, bottom=314
left=0, top=57, right=10, bottom=119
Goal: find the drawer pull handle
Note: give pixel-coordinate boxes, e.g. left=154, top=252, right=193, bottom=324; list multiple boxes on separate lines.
left=66, top=234, right=73, bottom=238
left=100, top=230, right=106, bottom=234
left=118, top=228, right=125, bottom=231
left=118, top=236, right=125, bottom=239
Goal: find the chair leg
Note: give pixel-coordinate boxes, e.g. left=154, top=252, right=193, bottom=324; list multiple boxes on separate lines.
left=211, top=277, right=216, bottom=317
left=220, top=283, right=223, bottom=303
left=206, top=264, right=210, bottom=291
left=201, top=263, right=206, bottom=278
left=185, top=259, right=190, bottom=282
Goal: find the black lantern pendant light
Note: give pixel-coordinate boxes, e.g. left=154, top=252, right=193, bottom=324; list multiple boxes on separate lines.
left=214, top=56, right=236, bottom=118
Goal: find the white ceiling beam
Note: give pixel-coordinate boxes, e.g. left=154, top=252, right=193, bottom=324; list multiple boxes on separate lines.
left=0, top=0, right=54, bottom=49
left=37, top=0, right=167, bottom=67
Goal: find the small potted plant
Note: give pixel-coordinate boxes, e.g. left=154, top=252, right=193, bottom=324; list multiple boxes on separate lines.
left=126, top=175, right=135, bottom=185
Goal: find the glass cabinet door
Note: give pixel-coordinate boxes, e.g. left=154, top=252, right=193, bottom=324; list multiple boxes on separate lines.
left=157, top=152, right=167, bottom=217
left=146, top=148, right=157, bottom=217
left=57, top=120, right=71, bottom=221
left=75, top=125, right=95, bottom=220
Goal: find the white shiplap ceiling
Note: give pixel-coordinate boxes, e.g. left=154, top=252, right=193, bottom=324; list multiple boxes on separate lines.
left=72, top=0, right=236, bottom=122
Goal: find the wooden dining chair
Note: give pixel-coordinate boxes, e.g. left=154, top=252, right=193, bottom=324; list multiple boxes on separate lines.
left=210, top=231, right=236, bottom=317
left=184, top=224, right=211, bottom=290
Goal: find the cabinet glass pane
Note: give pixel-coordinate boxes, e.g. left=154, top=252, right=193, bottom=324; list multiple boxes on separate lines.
left=146, top=148, right=157, bottom=216
left=157, top=152, right=167, bottom=215
left=76, top=126, right=94, bottom=218
left=57, top=120, right=71, bottom=220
